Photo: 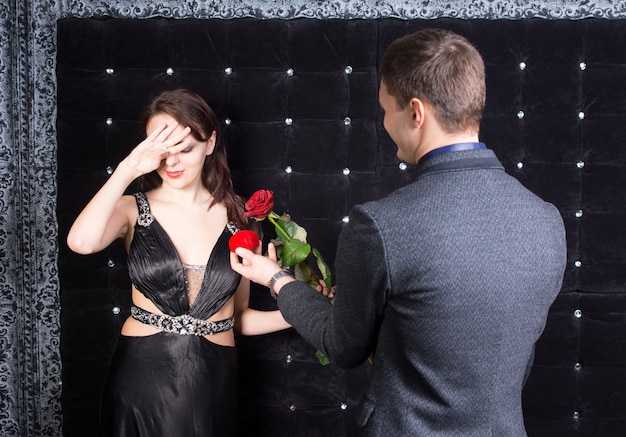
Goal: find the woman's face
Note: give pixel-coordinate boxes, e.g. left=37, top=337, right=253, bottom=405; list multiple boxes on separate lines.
left=146, top=113, right=216, bottom=189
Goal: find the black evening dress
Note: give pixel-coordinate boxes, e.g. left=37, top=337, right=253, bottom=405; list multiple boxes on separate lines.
left=100, top=192, right=241, bottom=437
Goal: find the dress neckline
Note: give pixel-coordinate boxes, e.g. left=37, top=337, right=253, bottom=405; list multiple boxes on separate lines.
left=133, top=192, right=230, bottom=305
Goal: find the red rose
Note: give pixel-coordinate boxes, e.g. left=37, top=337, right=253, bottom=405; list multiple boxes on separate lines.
left=228, top=230, right=260, bottom=252
left=244, top=190, right=274, bottom=220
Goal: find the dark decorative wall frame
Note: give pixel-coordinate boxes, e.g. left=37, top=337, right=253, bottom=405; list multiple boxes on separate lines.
left=2, top=1, right=626, bottom=436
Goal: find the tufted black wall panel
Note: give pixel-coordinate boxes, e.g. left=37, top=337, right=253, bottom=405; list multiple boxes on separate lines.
left=56, top=17, right=626, bottom=436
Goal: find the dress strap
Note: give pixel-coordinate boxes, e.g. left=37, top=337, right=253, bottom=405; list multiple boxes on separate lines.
left=132, top=192, right=154, bottom=227
left=226, top=222, right=239, bottom=235
left=131, top=306, right=235, bottom=336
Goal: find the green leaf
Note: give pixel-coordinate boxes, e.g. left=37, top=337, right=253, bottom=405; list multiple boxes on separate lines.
left=269, top=238, right=285, bottom=248
left=292, top=222, right=308, bottom=242
left=282, top=239, right=311, bottom=266
left=315, top=350, right=331, bottom=366
left=273, top=217, right=295, bottom=241
left=312, top=248, right=332, bottom=290
left=293, top=263, right=308, bottom=282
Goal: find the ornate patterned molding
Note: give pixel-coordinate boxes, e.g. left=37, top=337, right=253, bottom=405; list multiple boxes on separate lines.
left=54, top=0, right=626, bottom=19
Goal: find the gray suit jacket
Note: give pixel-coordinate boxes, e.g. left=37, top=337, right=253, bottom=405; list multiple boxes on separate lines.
left=278, top=148, right=567, bottom=436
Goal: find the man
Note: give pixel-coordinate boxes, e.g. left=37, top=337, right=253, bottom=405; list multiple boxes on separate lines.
left=231, top=28, right=566, bottom=436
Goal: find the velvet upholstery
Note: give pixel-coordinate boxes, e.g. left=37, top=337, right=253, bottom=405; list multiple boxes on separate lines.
left=56, top=17, right=626, bottom=436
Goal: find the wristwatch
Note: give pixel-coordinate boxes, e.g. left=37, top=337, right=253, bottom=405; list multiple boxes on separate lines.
left=267, top=269, right=294, bottom=299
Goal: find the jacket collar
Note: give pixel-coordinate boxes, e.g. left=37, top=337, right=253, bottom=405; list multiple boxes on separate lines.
left=416, top=147, right=504, bottom=178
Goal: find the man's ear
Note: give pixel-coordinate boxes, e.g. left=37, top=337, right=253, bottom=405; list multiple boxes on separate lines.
left=409, top=97, right=426, bottom=129
left=206, top=131, right=217, bottom=155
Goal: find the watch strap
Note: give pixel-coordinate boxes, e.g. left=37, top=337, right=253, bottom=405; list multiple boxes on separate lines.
left=267, top=270, right=293, bottom=299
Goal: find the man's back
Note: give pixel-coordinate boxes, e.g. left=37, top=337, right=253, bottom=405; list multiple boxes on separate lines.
left=345, top=149, right=566, bottom=436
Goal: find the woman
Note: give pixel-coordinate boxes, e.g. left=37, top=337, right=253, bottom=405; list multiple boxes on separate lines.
left=67, top=89, right=290, bottom=436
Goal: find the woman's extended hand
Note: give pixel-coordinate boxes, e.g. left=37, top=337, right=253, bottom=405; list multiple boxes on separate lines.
left=122, top=122, right=191, bottom=177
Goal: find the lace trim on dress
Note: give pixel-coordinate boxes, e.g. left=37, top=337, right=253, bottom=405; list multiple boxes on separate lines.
left=183, top=263, right=205, bottom=308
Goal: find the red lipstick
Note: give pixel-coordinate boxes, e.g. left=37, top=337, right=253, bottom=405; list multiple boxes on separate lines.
left=166, top=170, right=184, bottom=179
